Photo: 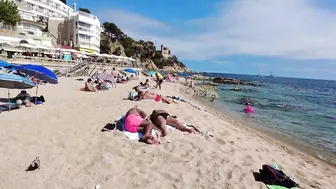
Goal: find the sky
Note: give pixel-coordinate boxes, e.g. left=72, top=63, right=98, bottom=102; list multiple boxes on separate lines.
left=68, top=0, right=336, bottom=80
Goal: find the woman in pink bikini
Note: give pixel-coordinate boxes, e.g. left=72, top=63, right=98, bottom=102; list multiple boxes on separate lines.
left=124, top=107, right=159, bottom=144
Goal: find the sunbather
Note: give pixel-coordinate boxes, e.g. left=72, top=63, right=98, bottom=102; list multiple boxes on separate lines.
left=136, top=91, right=176, bottom=104
left=84, top=78, right=98, bottom=92
left=150, top=109, right=195, bottom=137
left=15, top=90, right=32, bottom=107
left=124, top=107, right=159, bottom=144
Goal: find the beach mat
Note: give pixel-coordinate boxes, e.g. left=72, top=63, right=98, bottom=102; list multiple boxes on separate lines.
left=0, top=102, right=20, bottom=112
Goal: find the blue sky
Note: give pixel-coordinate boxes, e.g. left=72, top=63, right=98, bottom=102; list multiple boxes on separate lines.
left=69, top=0, right=336, bottom=80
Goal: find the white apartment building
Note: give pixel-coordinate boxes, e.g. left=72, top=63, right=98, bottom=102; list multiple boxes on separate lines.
left=70, top=6, right=101, bottom=53
left=10, top=0, right=73, bottom=35
left=13, top=0, right=72, bottom=20
left=2, top=0, right=101, bottom=52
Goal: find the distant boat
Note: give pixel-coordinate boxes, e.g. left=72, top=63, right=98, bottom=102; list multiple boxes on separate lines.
left=257, top=67, right=263, bottom=77
left=270, top=72, right=275, bottom=78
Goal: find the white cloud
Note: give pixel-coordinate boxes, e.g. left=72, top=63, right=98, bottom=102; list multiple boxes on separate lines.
left=96, top=9, right=170, bottom=35
left=96, top=0, right=336, bottom=61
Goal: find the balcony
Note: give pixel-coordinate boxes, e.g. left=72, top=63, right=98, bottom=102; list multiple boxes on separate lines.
left=78, top=11, right=96, bottom=20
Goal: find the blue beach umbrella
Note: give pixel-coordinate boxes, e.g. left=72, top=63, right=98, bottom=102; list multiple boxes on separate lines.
left=14, top=64, right=58, bottom=84
left=0, top=73, right=36, bottom=110
left=123, top=68, right=136, bottom=74
left=0, top=60, right=14, bottom=68
left=13, top=64, right=58, bottom=104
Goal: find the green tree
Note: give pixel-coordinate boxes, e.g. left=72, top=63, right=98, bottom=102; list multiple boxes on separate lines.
left=102, top=22, right=124, bottom=39
left=112, top=47, right=122, bottom=56
left=0, top=0, right=20, bottom=25
left=79, top=8, right=90, bottom=14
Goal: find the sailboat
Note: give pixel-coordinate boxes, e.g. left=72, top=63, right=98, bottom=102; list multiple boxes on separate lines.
left=257, top=67, right=262, bottom=77
left=270, top=71, right=275, bottom=78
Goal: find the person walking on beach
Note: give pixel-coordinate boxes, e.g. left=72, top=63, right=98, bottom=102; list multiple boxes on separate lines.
left=110, top=67, right=118, bottom=88
left=155, top=73, right=163, bottom=90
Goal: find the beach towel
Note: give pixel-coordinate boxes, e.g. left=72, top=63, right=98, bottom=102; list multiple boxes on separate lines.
left=256, top=164, right=300, bottom=189
left=0, top=102, right=20, bottom=111
left=267, top=185, right=299, bottom=189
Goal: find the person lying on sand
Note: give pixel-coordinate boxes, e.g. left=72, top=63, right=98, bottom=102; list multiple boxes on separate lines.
left=136, top=91, right=177, bottom=104
left=15, top=90, right=32, bottom=107
left=125, top=107, right=159, bottom=144
left=84, top=78, right=98, bottom=92
left=150, top=110, right=195, bottom=137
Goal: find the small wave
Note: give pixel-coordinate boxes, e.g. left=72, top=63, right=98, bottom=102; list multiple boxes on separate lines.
left=323, top=115, right=336, bottom=120
left=291, top=121, right=304, bottom=126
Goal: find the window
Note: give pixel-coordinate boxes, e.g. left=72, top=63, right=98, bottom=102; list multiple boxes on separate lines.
left=76, top=22, right=77, bottom=29
left=76, top=34, right=78, bottom=44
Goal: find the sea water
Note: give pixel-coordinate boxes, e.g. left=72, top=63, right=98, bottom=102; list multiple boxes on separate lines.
left=192, top=73, right=336, bottom=165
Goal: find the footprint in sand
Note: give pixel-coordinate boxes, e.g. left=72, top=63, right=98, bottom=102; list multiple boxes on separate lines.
left=227, top=171, right=233, bottom=179
left=215, top=138, right=227, bottom=145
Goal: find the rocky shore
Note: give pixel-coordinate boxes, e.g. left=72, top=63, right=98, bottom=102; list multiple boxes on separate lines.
left=180, top=83, right=218, bottom=99
left=189, top=75, right=257, bottom=87
left=213, top=77, right=257, bottom=86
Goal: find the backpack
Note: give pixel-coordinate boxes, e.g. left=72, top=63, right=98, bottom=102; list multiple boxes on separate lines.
left=259, top=165, right=299, bottom=188
left=128, top=91, right=138, bottom=100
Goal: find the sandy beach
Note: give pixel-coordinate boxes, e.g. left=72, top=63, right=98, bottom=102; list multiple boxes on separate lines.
left=0, top=77, right=335, bottom=189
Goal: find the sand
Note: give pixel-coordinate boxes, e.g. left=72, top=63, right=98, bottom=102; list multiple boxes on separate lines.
left=0, top=77, right=335, bottom=189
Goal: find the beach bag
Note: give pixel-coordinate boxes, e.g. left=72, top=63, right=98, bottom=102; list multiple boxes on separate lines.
left=259, top=165, right=299, bottom=188
left=128, top=91, right=138, bottom=100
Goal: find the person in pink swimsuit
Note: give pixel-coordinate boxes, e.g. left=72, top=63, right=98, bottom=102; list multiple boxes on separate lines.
left=124, top=107, right=159, bottom=144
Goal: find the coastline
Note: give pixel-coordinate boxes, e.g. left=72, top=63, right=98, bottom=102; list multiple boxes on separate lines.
left=188, top=94, right=336, bottom=167
left=0, top=78, right=335, bottom=189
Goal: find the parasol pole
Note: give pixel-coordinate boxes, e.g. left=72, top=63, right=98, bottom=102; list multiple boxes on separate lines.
left=35, top=84, right=39, bottom=104
left=8, top=88, right=11, bottom=111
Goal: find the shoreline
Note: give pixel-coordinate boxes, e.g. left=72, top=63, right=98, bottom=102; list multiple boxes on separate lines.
left=0, top=78, right=335, bottom=189
left=179, top=85, right=336, bottom=167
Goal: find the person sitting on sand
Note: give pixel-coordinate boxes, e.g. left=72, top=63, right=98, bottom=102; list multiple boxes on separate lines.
left=124, top=107, right=159, bottom=144
left=143, top=79, right=150, bottom=88
left=150, top=109, right=195, bottom=137
left=84, top=78, right=98, bottom=92
left=189, top=81, right=194, bottom=88
left=15, top=90, right=32, bottom=107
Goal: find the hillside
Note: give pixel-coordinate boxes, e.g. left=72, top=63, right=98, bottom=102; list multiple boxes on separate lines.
left=100, top=22, right=189, bottom=72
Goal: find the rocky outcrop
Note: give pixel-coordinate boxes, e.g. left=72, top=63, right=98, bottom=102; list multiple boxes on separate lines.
left=100, top=22, right=189, bottom=72
left=162, top=65, right=189, bottom=73
left=213, top=77, right=258, bottom=86
left=181, top=84, right=218, bottom=99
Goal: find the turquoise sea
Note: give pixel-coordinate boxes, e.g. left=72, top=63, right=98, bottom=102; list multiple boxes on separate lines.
left=189, top=73, right=336, bottom=165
